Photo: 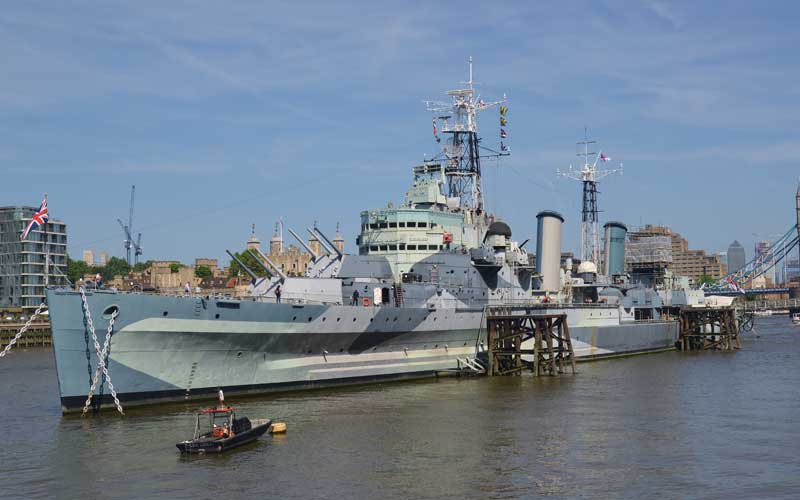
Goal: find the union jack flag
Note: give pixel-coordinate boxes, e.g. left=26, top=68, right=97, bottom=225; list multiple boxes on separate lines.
left=21, top=196, right=48, bottom=241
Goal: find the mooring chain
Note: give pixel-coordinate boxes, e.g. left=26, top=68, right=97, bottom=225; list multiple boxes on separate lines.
left=0, top=302, right=47, bottom=358
left=79, top=288, right=124, bottom=416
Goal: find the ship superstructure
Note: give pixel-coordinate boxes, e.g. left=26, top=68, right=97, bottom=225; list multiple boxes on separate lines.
left=46, top=62, right=680, bottom=413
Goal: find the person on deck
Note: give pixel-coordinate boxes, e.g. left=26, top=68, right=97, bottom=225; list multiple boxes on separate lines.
left=275, top=285, right=282, bottom=304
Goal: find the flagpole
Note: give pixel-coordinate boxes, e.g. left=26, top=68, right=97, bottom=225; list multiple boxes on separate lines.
left=43, top=193, right=49, bottom=289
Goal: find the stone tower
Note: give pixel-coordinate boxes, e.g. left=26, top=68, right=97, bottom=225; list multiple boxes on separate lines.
left=246, top=224, right=261, bottom=252
left=308, top=231, right=322, bottom=256
left=333, top=222, right=345, bottom=254
left=270, top=222, right=283, bottom=256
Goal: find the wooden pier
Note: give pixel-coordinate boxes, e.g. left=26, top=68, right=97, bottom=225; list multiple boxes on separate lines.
left=485, top=308, right=575, bottom=377
left=678, top=307, right=739, bottom=351
left=0, top=320, right=52, bottom=349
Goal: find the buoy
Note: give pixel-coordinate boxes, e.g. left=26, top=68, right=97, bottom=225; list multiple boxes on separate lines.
left=269, top=422, right=287, bottom=434
left=362, top=297, right=371, bottom=307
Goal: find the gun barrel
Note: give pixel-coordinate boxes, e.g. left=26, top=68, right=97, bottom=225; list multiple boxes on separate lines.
left=289, top=228, right=319, bottom=261
left=309, top=227, right=342, bottom=259
left=225, top=250, right=258, bottom=281
left=250, top=249, right=288, bottom=281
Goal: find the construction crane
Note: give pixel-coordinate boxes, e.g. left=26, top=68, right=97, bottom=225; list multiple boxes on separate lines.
left=117, top=185, right=143, bottom=266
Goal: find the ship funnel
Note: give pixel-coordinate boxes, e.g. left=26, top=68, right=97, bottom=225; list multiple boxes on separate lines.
left=536, top=210, right=564, bottom=292
left=603, top=221, right=627, bottom=277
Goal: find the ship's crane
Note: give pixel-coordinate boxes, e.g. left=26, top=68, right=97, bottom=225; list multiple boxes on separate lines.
left=117, top=185, right=143, bottom=266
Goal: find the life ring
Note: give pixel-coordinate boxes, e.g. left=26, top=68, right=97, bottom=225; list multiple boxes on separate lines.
left=362, top=297, right=371, bottom=307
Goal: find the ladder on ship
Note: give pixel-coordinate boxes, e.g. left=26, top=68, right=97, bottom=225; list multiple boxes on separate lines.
left=393, top=284, right=404, bottom=307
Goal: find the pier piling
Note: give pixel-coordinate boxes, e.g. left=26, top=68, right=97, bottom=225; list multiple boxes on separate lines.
left=485, top=308, right=575, bottom=376
left=678, top=307, right=739, bottom=351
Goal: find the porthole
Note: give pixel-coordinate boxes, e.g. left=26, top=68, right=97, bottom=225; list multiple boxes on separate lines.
left=393, top=317, right=398, bottom=322
left=353, top=318, right=357, bottom=322
left=434, top=344, right=439, bottom=348
left=370, top=318, right=373, bottom=323
left=292, top=316, right=297, bottom=321
left=337, top=318, right=341, bottom=322
left=307, top=350, right=312, bottom=354
left=163, top=311, right=168, bottom=317
left=385, top=317, right=389, bottom=322
left=322, top=317, right=326, bottom=322
left=339, top=348, right=344, bottom=352
left=308, top=317, right=313, bottom=322
left=236, top=351, right=243, bottom=358
left=215, top=313, right=220, bottom=319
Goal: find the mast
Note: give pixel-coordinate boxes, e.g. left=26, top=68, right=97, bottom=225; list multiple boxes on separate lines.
left=424, top=58, right=507, bottom=222
left=558, top=129, right=623, bottom=264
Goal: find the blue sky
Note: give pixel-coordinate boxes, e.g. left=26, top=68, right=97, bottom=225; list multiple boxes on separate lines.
left=2, top=1, right=798, bottom=265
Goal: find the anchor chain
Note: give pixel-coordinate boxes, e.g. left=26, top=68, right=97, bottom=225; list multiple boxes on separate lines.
left=0, top=303, right=47, bottom=358
left=79, top=287, right=124, bottom=416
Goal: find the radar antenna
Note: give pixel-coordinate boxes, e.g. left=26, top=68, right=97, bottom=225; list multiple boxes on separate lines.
left=424, top=57, right=507, bottom=221
left=557, top=129, right=623, bottom=265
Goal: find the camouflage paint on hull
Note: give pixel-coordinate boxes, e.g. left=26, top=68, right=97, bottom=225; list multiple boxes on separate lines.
left=47, top=290, right=678, bottom=413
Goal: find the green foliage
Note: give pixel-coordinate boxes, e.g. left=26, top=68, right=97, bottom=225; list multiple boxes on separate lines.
left=66, top=256, right=90, bottom=284
left=698, top=274, right=716, bottom=286
left=102, top=257, right=131, bottom=281
left=67, top=255, right=131, bottom=283
left=132, top=260, right=153, bottom=273
left=195, top=265, right=213, bottom=279
left=228, top=250, right=269, bottom=278
left=169, top=262, right=181, bottom=273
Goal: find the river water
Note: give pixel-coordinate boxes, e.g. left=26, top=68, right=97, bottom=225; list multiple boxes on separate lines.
left=1, top=317, right=799, bottom=500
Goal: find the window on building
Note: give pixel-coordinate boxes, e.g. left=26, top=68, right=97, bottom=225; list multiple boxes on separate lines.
left=418, top=222, right=427, bottom=228
left=407, top=222, right=417, bottom=228
left=389, top=222, right=397, bottom=228
left=399, top=222, right=406, bottom=228
left=407, top=245, right=417, bottom=250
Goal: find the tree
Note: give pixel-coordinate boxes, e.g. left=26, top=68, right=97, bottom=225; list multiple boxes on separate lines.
left=101, top=257, right=131, bottom=281
left=228, top=250, right=270, bottom=278
left=698, top=274, right=716, bottom=286
left=66, top=256, right=90, bottom=284
left=195, top=265, right=213, bottom=279
left=133, top=260, right=153, bottom=273
left=169, top=262, right=181, bottom=273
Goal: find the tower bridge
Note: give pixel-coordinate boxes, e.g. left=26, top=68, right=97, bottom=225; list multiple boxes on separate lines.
left=704, top=180, right=800, bottom=297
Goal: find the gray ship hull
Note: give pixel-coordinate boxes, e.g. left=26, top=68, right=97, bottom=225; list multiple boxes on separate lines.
left=47, top=290, right=678, bottom=413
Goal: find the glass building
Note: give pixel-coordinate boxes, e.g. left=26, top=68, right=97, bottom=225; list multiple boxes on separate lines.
left=0, top=206, right=68, bottom=311
left=727, top=240, right=746, bottom=274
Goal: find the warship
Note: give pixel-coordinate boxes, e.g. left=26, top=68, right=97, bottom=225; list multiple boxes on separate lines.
left=47, top=61, right=686, bottom=413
